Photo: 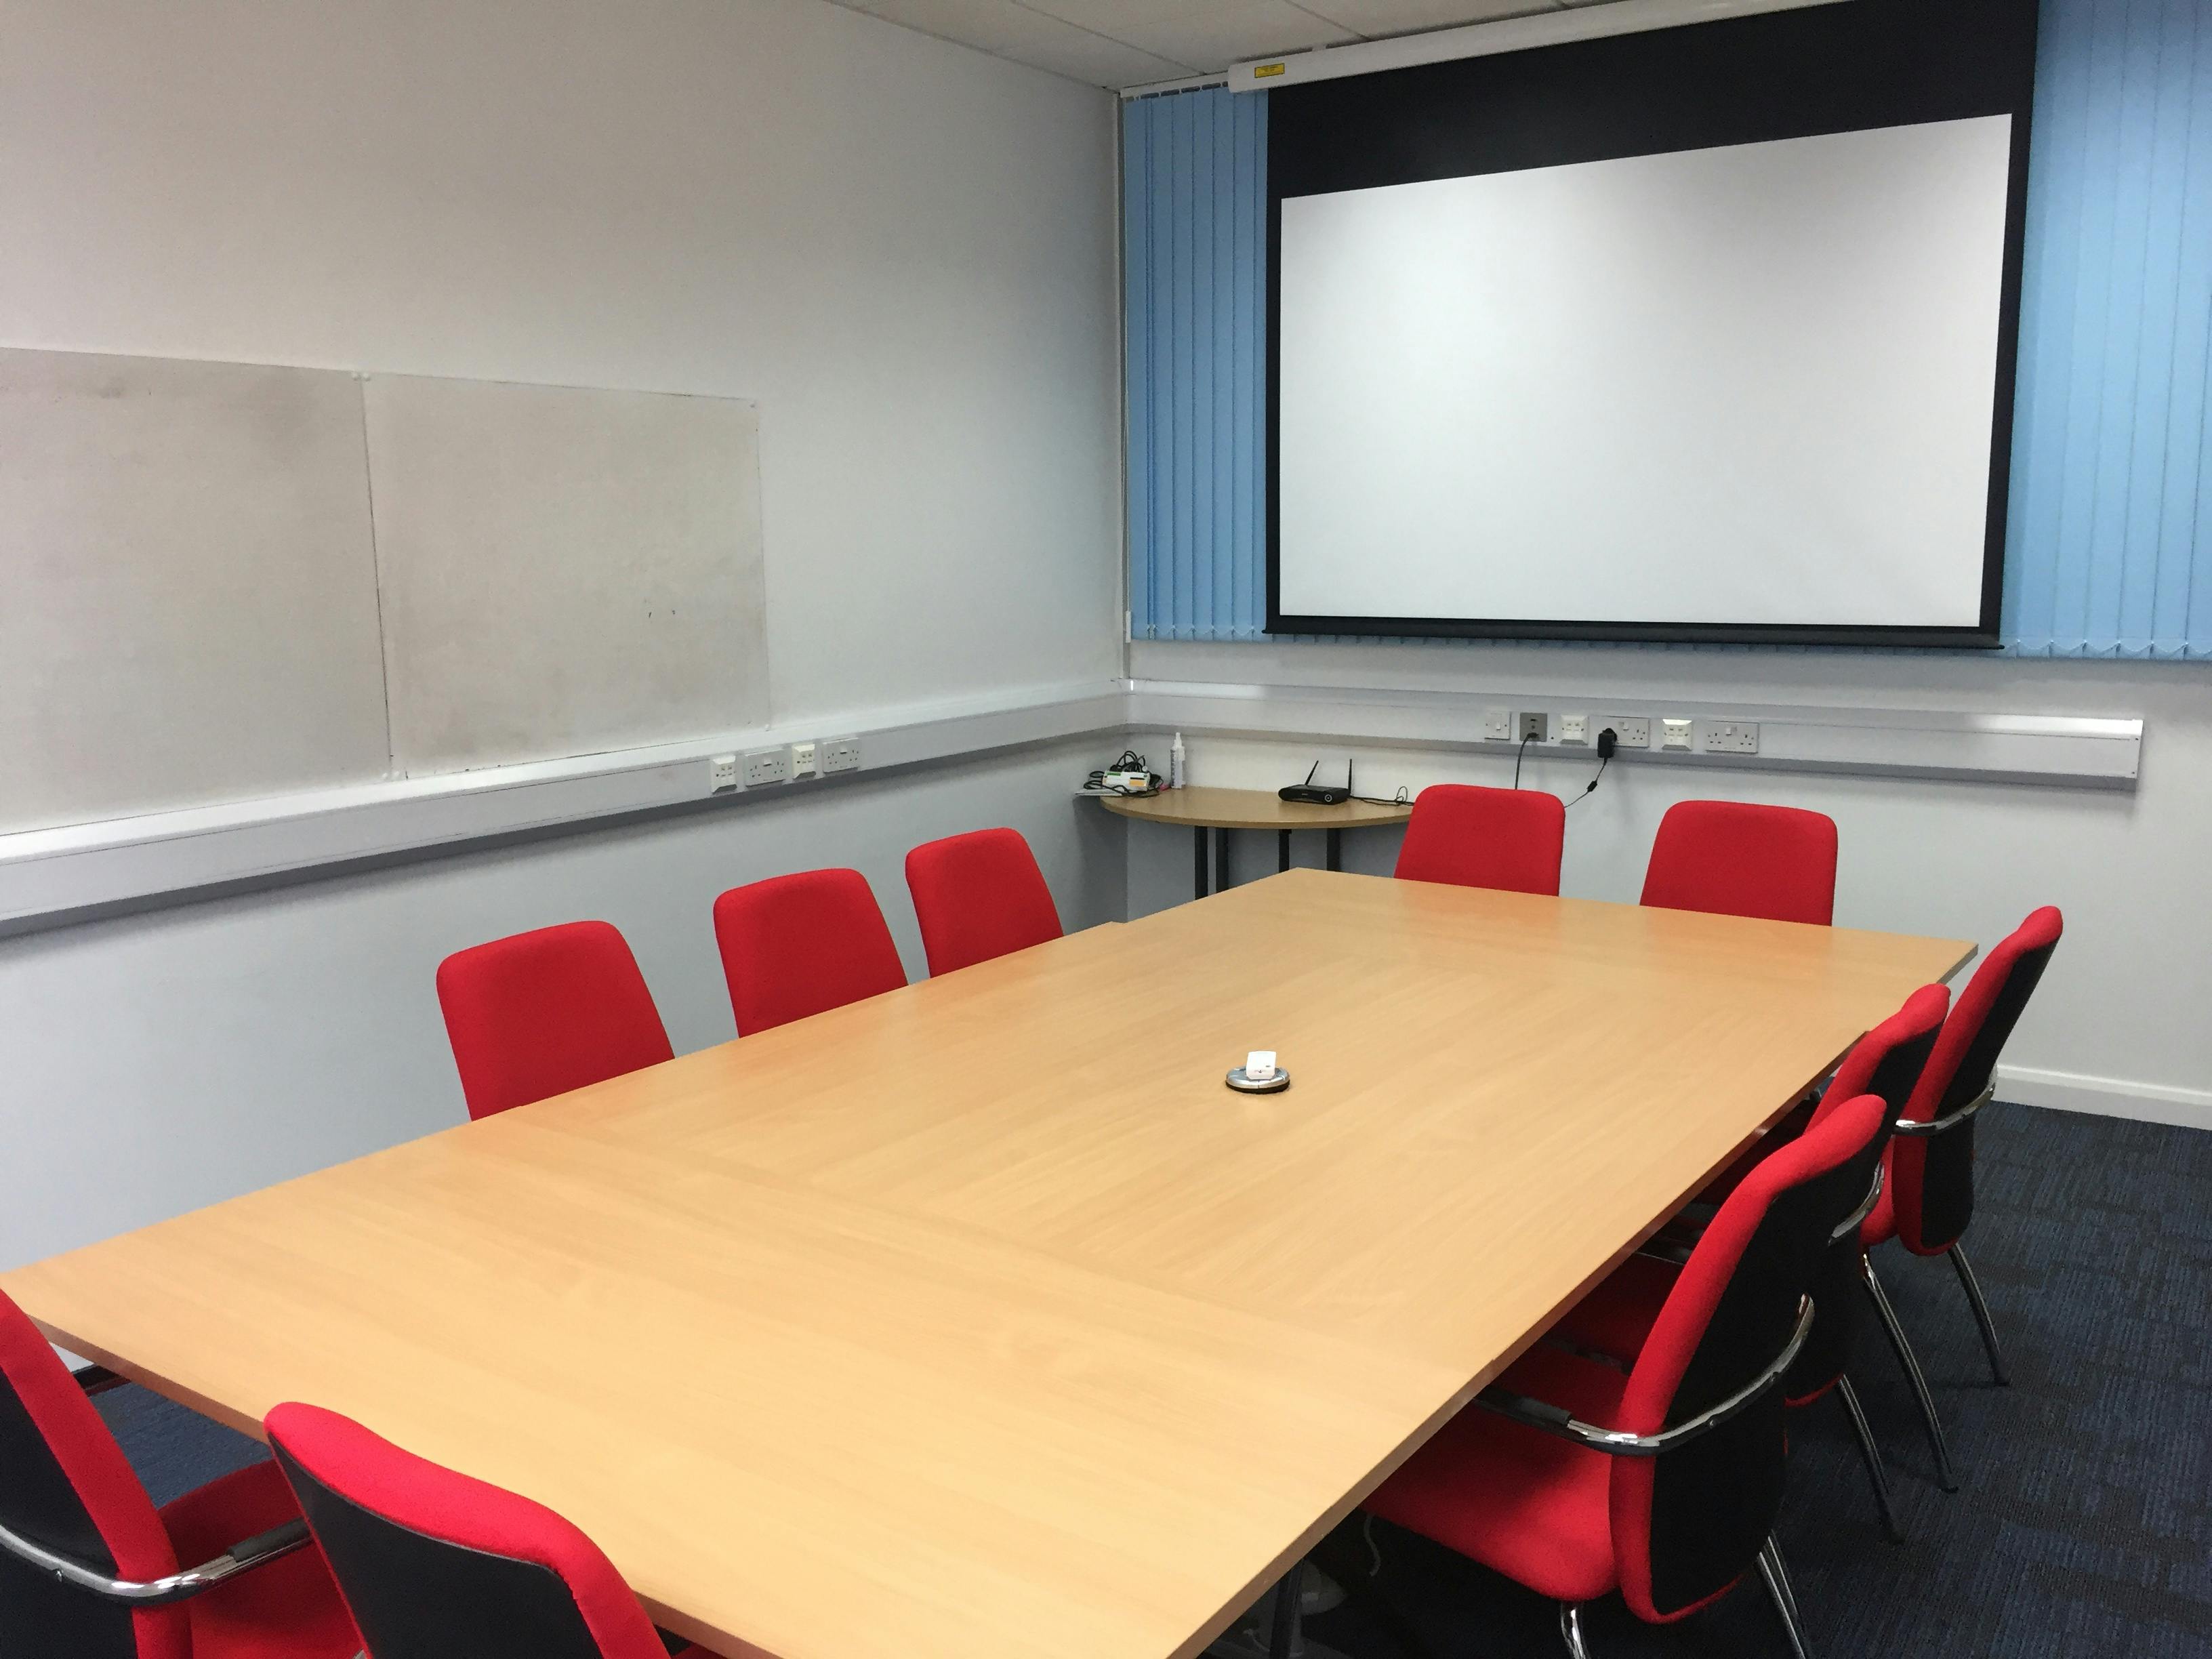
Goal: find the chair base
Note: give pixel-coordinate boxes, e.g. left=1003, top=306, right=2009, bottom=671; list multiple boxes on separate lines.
left=1862, top=1252, right=1959, bottom=1492
left=1200, top=1561, right=1355, bottom=1659
left=1949, top=1244, right=2011, bottom=1386
left=1835, top=1374, right=1905, bottom=1542
left=1756, top=1538, right=1813, bottom=1659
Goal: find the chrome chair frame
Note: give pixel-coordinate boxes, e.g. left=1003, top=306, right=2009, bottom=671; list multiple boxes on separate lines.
left=1861, top=1082, right=2005, bottom=1496
left=0, top=1512, right=311, bottom=1609
left=1484, top=1298, right=1818, bottom=1658
left=0, top=1365, right=317, bottom=1613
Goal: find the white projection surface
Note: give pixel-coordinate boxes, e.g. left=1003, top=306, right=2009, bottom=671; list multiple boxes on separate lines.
left=1276, top=117, right=2015, bottom=630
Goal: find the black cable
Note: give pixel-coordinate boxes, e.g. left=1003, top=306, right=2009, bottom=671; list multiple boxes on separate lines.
left=1565, top=727, right=1618, bottom=811
left=1565, top=754, right=1610, bottom=808
left=1513, top=733, right=1534, bottom=789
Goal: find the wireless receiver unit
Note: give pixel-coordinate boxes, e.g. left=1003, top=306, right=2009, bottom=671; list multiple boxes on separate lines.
left=1279, top=760, right=1353, bottom=806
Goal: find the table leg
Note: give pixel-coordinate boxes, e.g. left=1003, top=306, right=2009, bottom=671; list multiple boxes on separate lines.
left=1267, top=1562, right=1302, bottom=1659
left=1214, top=828, right=1231, bottom=893
left=1326, top=828, right=1342, bottom=872
left=1278, top=830, right=1291, bottom=874
left=1193, top=827, right=1210, bottom=901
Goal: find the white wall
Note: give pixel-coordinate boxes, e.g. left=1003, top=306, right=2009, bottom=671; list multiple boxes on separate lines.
left=1130, top=640, right=2212, bottom=1131
left=1, top=740, right=1126, bottom=1269
left=0, top=0, right=1124, bottom=1267
left=0, top=0, right=1123, bottom=720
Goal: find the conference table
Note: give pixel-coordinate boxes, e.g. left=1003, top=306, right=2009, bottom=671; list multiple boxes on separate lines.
left=1, top=871, right=1973, bottom=1659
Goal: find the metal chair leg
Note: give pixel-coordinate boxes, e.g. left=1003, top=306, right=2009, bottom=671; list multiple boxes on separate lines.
left=1861, top=1253, right=1959, bottom=1492
left=1558, top=1602, right=1595, bottom=1659
left=1835, top=1374, right=1904, bottom=1543
left=1755, top=1539, right=1811, bottom=1659
left=1948, top=1244, right=2010, bottom=1386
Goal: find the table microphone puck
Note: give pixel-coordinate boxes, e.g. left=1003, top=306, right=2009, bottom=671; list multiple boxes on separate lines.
left=1221, top=1070, right=1292, bottom=1097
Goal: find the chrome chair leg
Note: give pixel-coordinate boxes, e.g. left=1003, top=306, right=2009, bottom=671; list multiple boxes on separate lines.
left=1835, top=1373, right=1904, bottom=1543
left=1755, top=1538, right=1811, bottom=1659
left=1948, top=1244, right=2010, bottom=1386
left=1558, top=1602, right=1595, bottom=1659
left=1861, top=1254, right=1959, bottom=1492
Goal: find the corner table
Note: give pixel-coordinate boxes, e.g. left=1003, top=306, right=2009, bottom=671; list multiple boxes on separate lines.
left=1098, top=785, right=1415, bottom=898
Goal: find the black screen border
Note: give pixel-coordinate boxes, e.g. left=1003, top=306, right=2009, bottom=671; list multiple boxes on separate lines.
left=1264, top=0, right=2041, bottom=649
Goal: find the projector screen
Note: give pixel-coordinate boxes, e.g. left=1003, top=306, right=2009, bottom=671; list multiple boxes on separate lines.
left=1277, top=119, right=2013, bottom=636
left=1264, top=0, right=2039, bottom=647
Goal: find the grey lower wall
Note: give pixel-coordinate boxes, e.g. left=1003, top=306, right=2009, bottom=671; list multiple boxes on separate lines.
left=0, top=738, right=1124, bottom=1271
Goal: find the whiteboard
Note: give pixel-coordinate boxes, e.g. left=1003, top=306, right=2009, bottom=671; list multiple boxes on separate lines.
left=363, top=375, right=769, bottom=775
left=0, top=349, right=390, bottom=834
left=1276, top=117, right=2013, bottom=634
left=0, top=348, right=772, bottom=837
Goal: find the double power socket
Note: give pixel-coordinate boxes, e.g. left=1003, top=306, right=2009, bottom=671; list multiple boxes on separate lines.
left=708, top=737, right=863, bottom=795
left=1483, top=710, right=1759, bottom=756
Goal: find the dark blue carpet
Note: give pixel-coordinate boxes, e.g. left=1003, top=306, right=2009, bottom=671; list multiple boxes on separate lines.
left=98, top=1103, right=2212, bottom=1658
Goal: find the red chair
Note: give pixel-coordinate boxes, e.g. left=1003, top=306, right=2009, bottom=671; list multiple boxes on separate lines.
left=1393, top=785, right=1566, bottom=895
left=713, top=868, right=907, bottom=1035
left=1363, top=1092, right=1889, bottom=1659
left=0, top=1290, right=358, bottom=1659
left=266, top=1403, right=689, bottom=1658
left=904, top=828, right=1063, bottom=977
left=1641, top=801, right=1838, bottom=926
left=1551, top=984, right=1950, bottom=1542
left=436, top=921, right=674, bottom=1121
left=1859, top=905, right=2063, bottom=1491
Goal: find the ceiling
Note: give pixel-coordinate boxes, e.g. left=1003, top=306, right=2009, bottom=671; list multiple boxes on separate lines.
left=823, top=0, right=1637, bottom=90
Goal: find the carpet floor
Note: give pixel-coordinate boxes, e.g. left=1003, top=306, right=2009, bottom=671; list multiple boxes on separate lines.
left=98, top=1102, right=2212, bottom=1658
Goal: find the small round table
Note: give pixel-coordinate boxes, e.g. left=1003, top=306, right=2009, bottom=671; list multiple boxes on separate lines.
left=1097, top=785, right=1414, bottom=899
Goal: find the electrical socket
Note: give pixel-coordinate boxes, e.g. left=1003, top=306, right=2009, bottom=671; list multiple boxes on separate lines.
left=1704, top=721, right=1761, bottom=756
left=790, top=741, right=819, bottom=779
left=1558, top=714, right=1590, bottom=745
left=1518, top=712, right=1549, bottom=743
left=1660, top=718, right=1694, bottom=752
left=708, top=754, right=739, bottom=794
left=820, top=737, right=862, bottom=775
left=1482, top=708, right=1513, bottom=743
left=743, top=747, right=791, bottom=787
left=1602, top=718, right=1652, bottom=750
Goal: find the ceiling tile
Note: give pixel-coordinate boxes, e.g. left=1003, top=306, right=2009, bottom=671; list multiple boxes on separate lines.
left=1020, top=0, right=1225, bottom=30
left=999, top=28, right=1200, bottom=87
left=835, top=0, right=1086, bottom=55
left=1295, top=0, right=1563, bottom=35
left=1106, top=1, right=1361, bottom=73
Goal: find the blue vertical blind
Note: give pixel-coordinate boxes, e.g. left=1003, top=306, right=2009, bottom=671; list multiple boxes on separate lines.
left=1123, top=87, right=1266, bottom=640
left=1125, top=0, right=2212, bottom=657
left=2009, top=0, right=2212, bottom=657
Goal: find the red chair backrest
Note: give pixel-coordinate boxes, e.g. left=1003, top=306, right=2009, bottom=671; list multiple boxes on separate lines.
left=713, top=868, right=907, bottom=1036
left=267, top=1404, right=671, bottom=1659
left=903, top=828, right=1063, bottom=977
left=1786, top=984, right=1950, bottom=1402
left=436, top=922, right=673, bottom=1120
left=1611, top=1092, right=1887, bottom=1623
left=1640, top=802, right=1837, bottom=926
left=1892, top=905, right=2062, bottom=1255
left=1393, top=785, right=1566, bottom=895
left=0, top=1290, right=184, bottom=1659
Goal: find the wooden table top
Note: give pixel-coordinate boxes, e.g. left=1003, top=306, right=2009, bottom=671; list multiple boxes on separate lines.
left=1098, top=785, right=1414, bottom=832
left=3, top=872, right=1972, bottom=1659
